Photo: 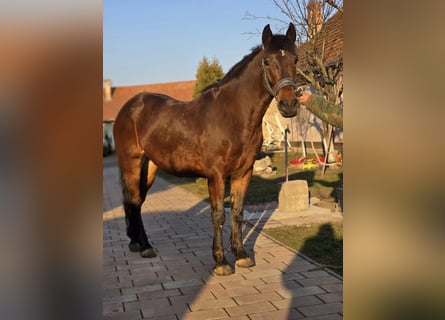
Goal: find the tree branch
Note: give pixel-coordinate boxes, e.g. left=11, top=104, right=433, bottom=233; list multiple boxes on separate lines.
left=326, top=0, right=343, bottom=13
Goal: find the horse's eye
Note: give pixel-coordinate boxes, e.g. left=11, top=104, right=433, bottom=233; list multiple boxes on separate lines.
left=263, top=58, right=270, bottom=67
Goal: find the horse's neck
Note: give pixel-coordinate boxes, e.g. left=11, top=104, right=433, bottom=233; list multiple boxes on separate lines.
left=223, top=53, right=273, bottom=127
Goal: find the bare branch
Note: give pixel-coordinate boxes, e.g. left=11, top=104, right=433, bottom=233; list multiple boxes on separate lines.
left=325, top=0, right=343, bottom=13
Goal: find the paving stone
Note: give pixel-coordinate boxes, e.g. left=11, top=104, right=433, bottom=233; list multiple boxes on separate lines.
left=304, top=315, right=342, bottom=320
left=242, top=268, right=283, bottom=280
left=182, top=308, right=229, bottom=320
left=162, top=278, right=204, bottom=290
left=142, top=315, right=177, bottom=320
left=179, top=284, right=223, bottom=296
left=137, top=288, right=181, bottom=301
left=298, top=302, right=343, bottom=317
left=281, top=272, right=307, bottom=282
left=219, top=278, right=265, bottom=289
left=204, top=273, right=246, bottom=286
left=233, top=291, right=283, bottom=305
left=317, top=292, right=343, bottom=303
left=103, top=302, right=124, bottom=314
left=301, top=270, right=331, bottom=278
left=103, top=288, right=121, bottom=298
left=249, top=308, right=305, bottom=319
left=276, top=286, right=326, bottom=299
left=169, top=292, right=215, bottom=309
left=121, top=283, right=163, bottom=295
left=225, top=301, right=277, bottom=317
left=140, top=301, right=188, bottom=318
left=271, top=295, right=324, bottom=309
left=103, top=165, right=343, bottom=320
left=189, top=297, right=237, bottom=311
left=103, top=294, right=138, bottom=305
left=211, top=286, right=260, bottom=299
left=103, top=310, right=142, bottom=320
left=297, top=276, right=342, bottom=287
left=254, top=279, right=301, bottom=293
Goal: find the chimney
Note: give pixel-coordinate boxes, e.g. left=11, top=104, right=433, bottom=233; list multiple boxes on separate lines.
left=104, top=79, right=112, bottom=101
left=307, top=1, right=323, bottom=38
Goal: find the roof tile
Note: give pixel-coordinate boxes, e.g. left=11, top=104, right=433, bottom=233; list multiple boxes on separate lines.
left=297, top=9, right=343, bottom=71
left=103, top=80, right=196, bottom=121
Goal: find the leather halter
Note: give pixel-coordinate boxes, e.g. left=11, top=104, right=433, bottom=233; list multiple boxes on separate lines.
left=262, top=58, right=298, bottom=100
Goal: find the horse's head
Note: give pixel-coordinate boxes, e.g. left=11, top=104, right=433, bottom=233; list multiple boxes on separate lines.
left=261, top=23, right=299, bottom=118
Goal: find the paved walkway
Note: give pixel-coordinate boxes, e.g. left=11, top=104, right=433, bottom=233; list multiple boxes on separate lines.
left=103, top=163, right=343, bottom=319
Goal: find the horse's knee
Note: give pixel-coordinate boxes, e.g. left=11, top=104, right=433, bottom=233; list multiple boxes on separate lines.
left=232, top=207, right=244, bottom=223
left=211, top=209, right=226, bottom=226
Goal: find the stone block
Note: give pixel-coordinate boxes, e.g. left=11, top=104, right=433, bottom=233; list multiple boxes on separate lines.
left=278, top=180, right=309, bottom=212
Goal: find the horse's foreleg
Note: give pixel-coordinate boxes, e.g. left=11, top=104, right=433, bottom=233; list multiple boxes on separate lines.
left=230, top=170, right=255, bottom=268
left=208, top=176, right=233, bottom=276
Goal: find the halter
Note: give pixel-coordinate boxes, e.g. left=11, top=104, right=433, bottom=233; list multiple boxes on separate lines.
left=262, top=58, right=299, bottom=100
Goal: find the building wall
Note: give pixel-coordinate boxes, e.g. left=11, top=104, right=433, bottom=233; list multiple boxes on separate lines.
left=262, top=99, right=343, bottom=151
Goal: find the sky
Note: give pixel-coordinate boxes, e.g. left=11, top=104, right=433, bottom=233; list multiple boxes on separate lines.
left=103, top=0, right=289, bottom=86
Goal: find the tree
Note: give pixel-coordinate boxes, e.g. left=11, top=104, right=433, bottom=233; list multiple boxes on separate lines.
left=244, top=0, right=342, bottom=44
left=243, top=0, right=343, bottom=99
left=245, top=0, right=343, bottom=172
left=193, top=57, right=224, bottom=98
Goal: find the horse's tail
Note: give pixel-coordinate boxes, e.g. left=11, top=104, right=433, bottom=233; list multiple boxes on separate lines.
left=139, top=154, right=149, bottom=199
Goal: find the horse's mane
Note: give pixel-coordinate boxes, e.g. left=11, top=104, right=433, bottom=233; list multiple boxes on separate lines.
left=202, top=45, right=262, bottom=93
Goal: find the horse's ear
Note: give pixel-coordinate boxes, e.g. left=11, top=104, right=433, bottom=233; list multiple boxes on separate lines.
left=262, top=24, right=273, bottom=46
left=286, top=23, right=296, bottom=43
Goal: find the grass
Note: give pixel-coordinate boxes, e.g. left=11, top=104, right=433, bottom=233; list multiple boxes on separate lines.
left=264, top=222, right=343, bottom=276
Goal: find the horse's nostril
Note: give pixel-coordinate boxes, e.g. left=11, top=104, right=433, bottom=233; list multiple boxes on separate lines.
left=277, top=99, right=298, bottom=118
left=278, top=100, right=287, bottom=111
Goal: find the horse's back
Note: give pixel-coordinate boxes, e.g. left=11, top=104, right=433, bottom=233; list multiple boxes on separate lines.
left=116, top=92, right=178, bottom=118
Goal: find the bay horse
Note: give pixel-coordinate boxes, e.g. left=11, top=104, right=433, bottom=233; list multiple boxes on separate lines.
left=113, top=23, right=300, bottom=276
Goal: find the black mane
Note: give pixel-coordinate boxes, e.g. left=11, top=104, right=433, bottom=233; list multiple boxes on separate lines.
left=202, top=45, right=262, bottom=93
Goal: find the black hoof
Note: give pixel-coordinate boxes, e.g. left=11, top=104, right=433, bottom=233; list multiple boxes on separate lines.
left=140, top=247, right=157, bottom=258
left=128, top=242, right=142, bottom=252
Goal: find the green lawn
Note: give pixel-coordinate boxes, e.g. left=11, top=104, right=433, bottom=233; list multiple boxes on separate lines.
left=158, top=151, right=343, bottom=209
left=264, top=222, right=343, bottom=276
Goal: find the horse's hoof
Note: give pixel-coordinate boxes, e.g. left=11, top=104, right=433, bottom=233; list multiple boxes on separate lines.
left=140, top=247, right=157, bottom=258
left=213, top=264, right=234, bottom=276
left=236, top=257, right=255, bottom=268
left=128, top=242, right=141, bottom=252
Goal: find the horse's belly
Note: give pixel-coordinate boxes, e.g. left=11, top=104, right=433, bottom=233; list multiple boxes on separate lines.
left=148, top=148, right=206, bottom=178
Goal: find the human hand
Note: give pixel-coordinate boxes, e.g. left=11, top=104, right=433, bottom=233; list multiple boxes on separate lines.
left=297, top=93, right=310, bottom=104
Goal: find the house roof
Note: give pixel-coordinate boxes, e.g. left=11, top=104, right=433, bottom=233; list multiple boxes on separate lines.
left=296, top=9, right=343, bottom=72
left=103, top=80, right=196, bottom=121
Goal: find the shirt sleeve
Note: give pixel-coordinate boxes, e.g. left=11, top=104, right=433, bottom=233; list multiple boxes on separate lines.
left=303, top=95, right=343, bottom=129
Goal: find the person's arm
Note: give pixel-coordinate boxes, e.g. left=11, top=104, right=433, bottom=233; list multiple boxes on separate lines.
left=298, top=93, right=343, bottom=129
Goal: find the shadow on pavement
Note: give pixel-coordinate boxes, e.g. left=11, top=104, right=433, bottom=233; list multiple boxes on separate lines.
left=103, top=156, right=343, bottom=319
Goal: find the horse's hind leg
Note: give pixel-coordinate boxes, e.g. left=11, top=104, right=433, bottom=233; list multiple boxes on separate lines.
left=120, top=154, right=156, bottom=258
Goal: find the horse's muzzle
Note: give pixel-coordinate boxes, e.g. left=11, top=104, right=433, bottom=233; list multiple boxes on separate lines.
left=278, top=98, right=299, bottom=118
